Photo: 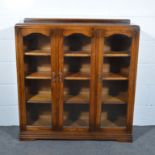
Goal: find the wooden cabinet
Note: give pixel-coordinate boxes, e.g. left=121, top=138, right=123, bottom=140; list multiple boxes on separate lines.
left=15, top=18, right=140, bottom=141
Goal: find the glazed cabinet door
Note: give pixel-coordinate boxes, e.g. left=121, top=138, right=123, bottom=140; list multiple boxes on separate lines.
left=95, top=27, right=139, bottom=131
left=16, top=28, right=58, bottom=130
left=57, top=29, right=96, bottom=130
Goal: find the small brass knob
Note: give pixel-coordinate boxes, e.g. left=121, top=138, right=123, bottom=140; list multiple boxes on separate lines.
left=59, top=72, right=63, bottom=82
left=52, top=72, right=56, bottom=82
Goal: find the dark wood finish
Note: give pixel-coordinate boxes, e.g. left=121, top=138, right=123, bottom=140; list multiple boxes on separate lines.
left=16, top=27, right=27, bottom=130
left=24, top=18, right=130, bottom=24
left=127, top=29, right=140, bottom=130
left=25, top=50, right=51, bottom=56
left=15, top=18, right=140, bottom=141
left=50, top=30, right=58, bottom=130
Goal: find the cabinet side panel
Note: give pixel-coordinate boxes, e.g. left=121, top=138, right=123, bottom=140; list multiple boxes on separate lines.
left=127, top=27, right=140, bottom=130
left=15, top=27, right=27, bottom=130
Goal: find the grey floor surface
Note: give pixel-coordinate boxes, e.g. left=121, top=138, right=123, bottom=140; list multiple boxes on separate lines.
left=0, top=126, right=155, bottom=155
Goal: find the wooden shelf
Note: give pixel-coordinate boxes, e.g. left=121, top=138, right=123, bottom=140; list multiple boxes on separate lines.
left=101, top=104, right=127, bottom=127
left=27, top=91, right=127, bottom=105
left=101, top=114, right=126, bottom=127
left=26, top=72, right=51, bottom=80
left=104, top=51, right=130, bottom=57
left=27, top=92, right=51, bottom=103
left=103, top=73, right=128, bottom=80
left=64, top=93, right=89, bottom=104
left=103, top=94, right=127, bottom=104
left=64, top=109, right=89, bottom=128
left=64, top=50, right=127, bottom=58
left=64, top=115, right=89, bottom=128
left=27, top=91, right=89, bottom=104
left=28, top=111, right=51, bottom=126
left=25, top=50, right=51, bottom=56
left=64, top=73, right=90, bottom=80
left=64, top=51, right=91, bottom=57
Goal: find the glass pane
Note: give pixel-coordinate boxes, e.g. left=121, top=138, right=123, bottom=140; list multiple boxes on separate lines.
left=24, top=33, right=52, bottom=128
left=64, top=57, right=90, bottom=79
left=23, top=33, right=50, bottom=53
left=25, top=80, right=51, bottom=103
left=63, top=33, right=91, bottom=128
left=102, top=57, right=130, bottom=80
left=104, top=34, right=132, bottom=52
left=101, top=104, right=127, bottom=127
left=26, top=104, right=52, bottom=127
left=64, top=33, right=91, bottom=53
left=64, top=104, right=89, bottom=128
left=101, top=34, right=131, bottom=128
left=25, top=57, right=51, bottom=79
left=25, top=80, right=52, bottom=127
left=102, top=81, right=128, bottom=104
left=101, top=77, right=128, bottom=128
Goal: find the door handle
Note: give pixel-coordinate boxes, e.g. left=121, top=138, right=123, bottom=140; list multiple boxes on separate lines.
left=58, top=72, right=63, bottom=82
left=52, top=72, right=56, bottom=82
left=98, top=74, right=103, bottom=81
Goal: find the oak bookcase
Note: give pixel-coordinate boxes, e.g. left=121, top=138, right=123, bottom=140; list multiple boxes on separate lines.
left=15, top=18, right=140, bottom=141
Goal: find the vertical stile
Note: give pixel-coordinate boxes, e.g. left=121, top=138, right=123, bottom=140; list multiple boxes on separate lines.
left=127, top=27, right=140, bottom=131
left=51, top=30, right=59, bottom=130
left=93, top=29, right=104, bottom=129
left=15, top=27, right=27, bottom=130
left=57, top=29, right=64, bottom=130
left=89, top=29, right=97, bottom=130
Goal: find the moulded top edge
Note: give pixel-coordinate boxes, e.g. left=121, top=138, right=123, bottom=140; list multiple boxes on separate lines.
left=15, top=23, right=140, bottom=30
left=23, top=18, right=131, bottom=25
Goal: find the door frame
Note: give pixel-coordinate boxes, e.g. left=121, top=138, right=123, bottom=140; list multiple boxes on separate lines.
left=16, top=27, right=59, bottom=130
left=57, top=28, right=96, bottom=131
left=94, top=27, right=140, bottom=131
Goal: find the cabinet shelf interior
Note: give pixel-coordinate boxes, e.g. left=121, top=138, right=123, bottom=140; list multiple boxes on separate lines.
left=102, top=80, right=128, bottom=105
left=26, top=104, right=52, bottom=127
left=104, top=34, right=132, bottom=52
left=64, top=104, right=89, bottom=128
left=64, top=57, right=90, bottom=80
left=26, top=77, right=128, bottom=104
left=25, top=56, right=51, bottom=79
left=64, top=33, right=91, bottom=53
left=23, top=33, right=50, bottom=52
left=26, top=80, right=51, bottom=103
left=64, top=81, right=89, bottom=104
left=64, top=72, right=90, bottom=80
left=102, top=57, right=130, bottom=80
left=27, top=92, right=127, bottom=104
left=103, top=94, right=127, bottom=104
left=27, top=91, right=51, bottom=103
left=103, top=73, right=128, bottom=80
left=101, top=104, right=127, bottom=127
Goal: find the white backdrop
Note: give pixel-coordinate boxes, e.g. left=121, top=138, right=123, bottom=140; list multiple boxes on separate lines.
left=0, top=0, right=155, bottom=125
